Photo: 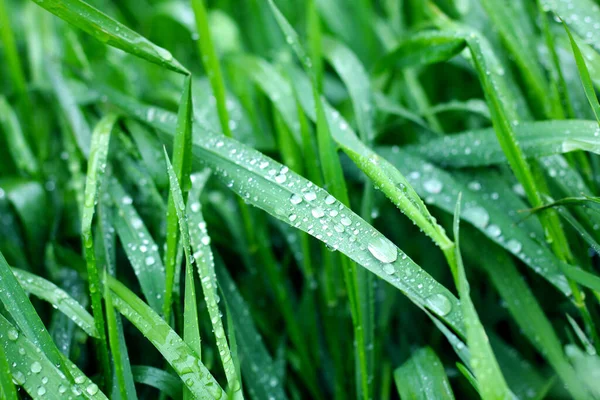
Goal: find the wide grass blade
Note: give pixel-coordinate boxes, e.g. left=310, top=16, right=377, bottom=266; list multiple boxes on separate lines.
left=31, top=0, right=188, bottom=74
left=393, top=347, right=455, bottom=400
left=541, top=0, right=600, bottom=54
left=12, top=268, right=98, bottom=338
left=452, top=195, right=511, bottom=399
left=100, top=86, right=465, bottom=332
left=131, top=366, right=182, bottom=399
left=107, top=275, right=226, bottom=399
left=0, top=330, right=17, bottom=400
left=0, top=314, right=108, bottom=399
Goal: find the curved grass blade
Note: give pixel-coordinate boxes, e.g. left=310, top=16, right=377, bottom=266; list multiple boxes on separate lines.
left=563, top=22, right=600, bottom=125
left=216, top=259, right=287, bottom=400
left=374, top=93, right=431, bottom=131
left=31, top=0, right=188, bottom=74
left=409, top=120, right=600, bottom=168
left=164, top=75, right=193, bottom=319
left=191, top=0, right=232, bottom=136
left=82, top=113, right=117, bottom=383
left=109, top=178, right=166, bottom=313
left=12, top=268, right=98, bottom=338
left=0, top=251, right=68, bottom=375
left=100, top=85, right=465, bottom=330
left=0, top=97, right=39, bottom=177
left=186, top=171, right=242, bottom=396
left=131, top=366, right=182, bottom=399
left=0, top=314, right=108, bottom=399
left=378, top=147, right=570, bottom=294
left=106, top=275, right=226, bottom=399
left=428, top=99, right=491, bottom=120
left=452, top=195, right=512, bottom=400
left=541, top=0, right=600, bottom=55
left=393, top=347, right=455, bottom=400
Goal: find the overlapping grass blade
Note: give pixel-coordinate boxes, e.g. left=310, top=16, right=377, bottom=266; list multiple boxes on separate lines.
left=31, top=0, right=188, bottom=74
left=12, top=268, right=98, bottom=338
left=393, top=347, right=455, bottom=400
left=82, top=113, right=117, bottom=383
left=106, top=275, right=226, bottom=399
left=164, top=75, right=193, bottom=319
left=408, top=120, right=600, bottom=168
left=540, top=0, right=600, bottom=54
left=216, top=260, right=287, bottom=400
left=564, top=22, right=600, bottom=124
left=0, top=314, right=108, bottom=399
left=187, top=171, right=242, bottom=396
left=99, top=85, right=464, bottom=331
left=191, top=0, right=232, bottom=136
left=131, top=366, right=182, bottom=399
left=452, top=195, right=512, bottom=399
left=0, top=331, right=17, bottom=400
left=0, top=97, right=39, bottom=177
left=109, top=178, right=166, bottom=312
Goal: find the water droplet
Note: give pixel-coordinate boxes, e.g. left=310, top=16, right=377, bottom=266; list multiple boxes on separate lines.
left=486, top=224, right=501, bottom=238
left=290, top=194, right=302, bottom=205
left=201, top=236, right=211, bottom=245
left=425, top=293, right=452, bottom=316
left=507, top=239, right=522, bottom=253
left=303, top=191, right=317, bottom=201
left=37, top=386, right=47, bottom=396
left=463, top=206, right=489, bottom=229
left=367, top=236, right=398, bottom=263
left=58, top=385, right=67, bottom=394
left=7, top=329, right=18, bottom=341
left=275, top=174, right=286, bottom=184
left=341, top=217, right=352, bottom=226
left=325, top=195, right=335, bottom=205
left=382, top=264, right=395, bottom=275
left=423, top=178, right=443, bottom=194
left=311, top=207, right=324, bottom=218
left=145, top=256, right=155, bottom=266
left=86, top=383, right=99, bottom=395
left=288, top=214, right=297, bottom=222
left=31, top=361, right=42, bottom=374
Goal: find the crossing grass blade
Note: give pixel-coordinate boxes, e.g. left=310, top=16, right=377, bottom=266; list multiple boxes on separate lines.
left=186, top=171, right=243, bottom=396
left=541, top=0, right=600, bottom=55
left=31, top=0, right=188, bottom=74
left=164, top=75, right=193, bottom=319
left=0, top=314, right=108, bottom=399
left=563, top=22, right=600, bottom=125
left=12, top=268, right=98, bottom=338
left=408, top=120, right=600, bottom=168
left=81, top=113, right=117, bottom=385
left=393, top=347, right=455, bottom=400
left=191, top=0, right=232, bottom=137
left=0, top=329, right=17, bottom=400
left=106, top=275, right=226, bottom=399
left=131, top=366, right=183, bottom=399
left=452, top=194, right=512, bottom=400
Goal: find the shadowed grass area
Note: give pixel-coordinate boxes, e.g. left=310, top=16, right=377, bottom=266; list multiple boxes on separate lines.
left=2, top=0, right=600, bottom=399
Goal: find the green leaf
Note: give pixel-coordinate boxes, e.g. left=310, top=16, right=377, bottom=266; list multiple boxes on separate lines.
left=0, top=314, right=109, bottom=399
left=107, top=275, right=226, bottom=399
left=131, top=366, right=182, bottom=399
left=12, top=268, right=98, bottom=338
left=541, top=0, right=600, bottom=55
left=452, top=194, right=512, bottom=400
left=0, top=97, right=39, bottom=177
left=394, top=347, right=455, bottom=400
left=31, top=0, right=188, bottom=74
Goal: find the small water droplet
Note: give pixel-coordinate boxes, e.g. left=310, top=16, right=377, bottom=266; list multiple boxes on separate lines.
left=7, top=329, right=18, bottom=341
left=325, top=195, right=335, bottom=205
left=290, top=194, right=302, bottom=205
left=507, top=239, right=522, bottom=253
left=382, top=264, right=395, bottom=275
left=303, top=191, right=317, bottom=201
left=486, top=224, right=501, bottom=238
left=311, top=207, right=325, bottom=218
left=367, top=236, right=398, bottom=263
left=423, top=178, right=443, bottom=194
left=201, top=236, right=211, bottom=245
left=31, top=362, right=42, bottom=374
left=463, top=206, right=489, bottom=229
left=86, top=383, right=99, bottom=395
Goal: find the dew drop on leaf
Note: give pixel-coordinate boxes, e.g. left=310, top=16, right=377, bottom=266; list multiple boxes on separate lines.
left=425, top=293, right=452, bottom=316
left=367, top=236, right=398, bottom=263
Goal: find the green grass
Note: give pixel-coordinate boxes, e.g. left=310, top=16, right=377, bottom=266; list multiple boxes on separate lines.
left=4, top=0, right=600, bottom=399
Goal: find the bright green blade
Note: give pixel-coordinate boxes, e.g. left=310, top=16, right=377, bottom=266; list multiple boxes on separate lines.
left=107, top=275, right=226, bottom=399
left=452, top=195, right=512, bottom=400
left=394, top=347, right=455, bottom=400
left=31, top=0, right=188, bottom=74
left=12, top=268, right=98, bottom=338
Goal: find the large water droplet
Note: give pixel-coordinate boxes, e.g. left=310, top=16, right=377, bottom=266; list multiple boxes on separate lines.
left=367, top=236, right=398, bottom=263
left=423, top=178, right=443, bottom=194
left=325, top=195, right=335, bottom=205
left=463, top=206, right=489, bottom=229
left=290, top=194, right=302, bottom=205
left=382, top=264, right=395, bottom=275
left=7, top=329, right=18, bottom=341
left=31, top=361, right=42, bottom=374
left=425, top=293, right=452, bottom=316
left=304, top=191, right=317, bottom=201
left=86, top=383, right=99, bottom=395
left=486, top=224, right=501, bottom=238
left=311, top=207, right=324, bottom=218
left=506, top=239, right=522, bottom=253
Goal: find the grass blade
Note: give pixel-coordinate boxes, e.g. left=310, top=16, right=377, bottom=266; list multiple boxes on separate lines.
left=12, top=268, right=98, bottom=338
left=0, top=97, right=39, bottom=177
left=107, top=275, right=226, bottom=399
left=0, top=330, right=17, bottom=400
left=452, top=194, right=512, bottom=399
left=131, top=366, right=182, bottom=399
left=31, top=0, right=188, bottom=74
left=393, top=347, right=455, bottom=400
